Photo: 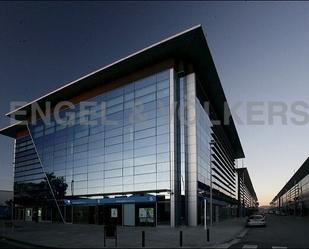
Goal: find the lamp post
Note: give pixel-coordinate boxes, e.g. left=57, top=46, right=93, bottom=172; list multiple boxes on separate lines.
left=71, top=180, right=74, bottom=196
left=204, top=198, right=207, bottom=230
left=9, top=199, right=14, bottom=223
left=209, top=140, right=215, bottom=226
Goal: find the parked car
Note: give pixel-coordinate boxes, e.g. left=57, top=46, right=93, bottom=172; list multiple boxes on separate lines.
left=275, top=210, right=280, bottom=215
left=246, top=214, right=266, bottom=227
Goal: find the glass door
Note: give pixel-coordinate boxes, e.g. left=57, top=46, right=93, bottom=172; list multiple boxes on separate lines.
left=25, top=208, right=33, bottom=222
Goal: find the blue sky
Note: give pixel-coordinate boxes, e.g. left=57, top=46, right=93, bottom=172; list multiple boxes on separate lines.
left=1, top=2, right=309, bottom=205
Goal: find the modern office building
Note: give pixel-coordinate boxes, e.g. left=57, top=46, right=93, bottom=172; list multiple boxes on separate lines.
left=236, top=168, right=258, bottom=217
left=0, top=25, right=245, bottom=227
left=271, top=157, right=309, bottom=216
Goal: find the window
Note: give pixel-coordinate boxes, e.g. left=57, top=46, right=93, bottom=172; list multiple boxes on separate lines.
left=135, top=128, right=156, bottom=140
left=135, top=155, right=156, bottom=166
left=134, top=145, right=156, bottom=157
left=135, top=164, right=156, bottom=175
left=135, top=85, right=156, bottom=98
left=105, top=160, right=122, bottom=170
left=106, top=95, right=123, bottom=107
left=105, top=169, right=122, bottom=178
left=157, top=79, right=169, bottom=90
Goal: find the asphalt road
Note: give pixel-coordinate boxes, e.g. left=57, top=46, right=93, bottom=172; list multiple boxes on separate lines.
left=0, top=237, right=37, bottom=248
left=230, top=215, right=309, bottom=248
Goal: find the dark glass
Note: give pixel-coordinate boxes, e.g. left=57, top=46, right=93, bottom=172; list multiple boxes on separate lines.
left=15, top=69, right=171, bottom=223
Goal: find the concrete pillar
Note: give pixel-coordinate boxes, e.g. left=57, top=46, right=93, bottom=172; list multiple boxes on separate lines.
left=169, top=68, right=176, bottom=227
left=186, top=73, right=198, bottom=226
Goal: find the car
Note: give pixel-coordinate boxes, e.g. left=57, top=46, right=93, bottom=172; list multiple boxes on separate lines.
left=275, top=210, right=280, bottom=215
left=268, top=210, right=274, bottom=214
left=246, top=214, right=266, bottom=227
left=255, top=213, right=266, bottom=220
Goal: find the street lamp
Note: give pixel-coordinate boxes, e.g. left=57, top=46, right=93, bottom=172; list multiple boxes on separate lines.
left=209, top=140, right=215, bottom=226
left=204, top=197, right=207, bottom=230
left=71, top=180, right=74, bottom=196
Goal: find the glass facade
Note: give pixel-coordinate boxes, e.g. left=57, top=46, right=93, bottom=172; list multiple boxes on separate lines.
left=236, top=170, right=258, bottom=217
left=196, top=98, right=212, bottom=186
left=195, top=86, right=238, bottom=223
left=11, top=68, right=244, bottom=226
left=278, top=173, right=309, bottom=215
left=14, top=135, right=55, bottom=203
left=14, top=70, right=171, bottom=203
left=195, top=96, right=237, bottom=198
left=211, top=133, right=237, bottom=199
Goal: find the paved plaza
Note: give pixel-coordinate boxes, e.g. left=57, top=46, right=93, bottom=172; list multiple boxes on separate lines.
left=0, top=218, right=247, bottom=248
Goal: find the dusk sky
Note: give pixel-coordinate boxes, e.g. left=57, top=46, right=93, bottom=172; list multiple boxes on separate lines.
left=1, top=2, right=309, bottom=206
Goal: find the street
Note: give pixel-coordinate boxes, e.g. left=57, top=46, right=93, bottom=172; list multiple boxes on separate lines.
left=0, top=237, right=34, bottom=248
left=230, top=215, right=309, bottom=248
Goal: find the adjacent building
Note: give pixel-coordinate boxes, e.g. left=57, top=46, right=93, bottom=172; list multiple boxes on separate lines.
left=236, top=168, right=258, bottom=217
left=0, top=25, right=252, bottom=226
left=271, top=157, right=309, bottom=216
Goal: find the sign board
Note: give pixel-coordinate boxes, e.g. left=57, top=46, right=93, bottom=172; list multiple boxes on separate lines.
left=111, top=208, right=118, bottom=218
left=139, top=208, right=154, bottom=223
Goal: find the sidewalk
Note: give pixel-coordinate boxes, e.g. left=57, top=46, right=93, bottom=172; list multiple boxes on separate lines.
left=0, top=218, right=247, bottom=248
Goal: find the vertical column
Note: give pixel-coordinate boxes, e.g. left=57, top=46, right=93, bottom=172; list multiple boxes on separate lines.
left=186, top=73, right=198, bottom=226
left=178, top=76, right=188, bottom=225
left=169, top=68, right=176, bottom=227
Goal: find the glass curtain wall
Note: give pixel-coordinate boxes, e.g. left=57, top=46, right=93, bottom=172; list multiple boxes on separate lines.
left=195, top=98, right=212, bottom=187
left=280, top=174, right=309, bottom=215
left=14, top=69, right=172, bottom=222
left=14, top=135, right=59, bottom=222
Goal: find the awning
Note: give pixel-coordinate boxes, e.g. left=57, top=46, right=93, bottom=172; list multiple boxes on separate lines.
left=64, top=195, right=157, bottom=206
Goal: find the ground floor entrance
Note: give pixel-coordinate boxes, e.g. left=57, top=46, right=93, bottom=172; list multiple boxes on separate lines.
left=197, top=197, right=238, bottom=225
left=71, top=202, right=157, bottom=226
left=13, top=195, right=170, bottom=227
left=65, top=195, right=171, bottom=226
left=15, top=206, right=53, bottom=223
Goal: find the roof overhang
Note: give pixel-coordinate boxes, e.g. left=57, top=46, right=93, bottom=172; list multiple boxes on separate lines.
left=2, top=25, right=244, bottom=158
left=0, top=121, right=27, bottom=138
